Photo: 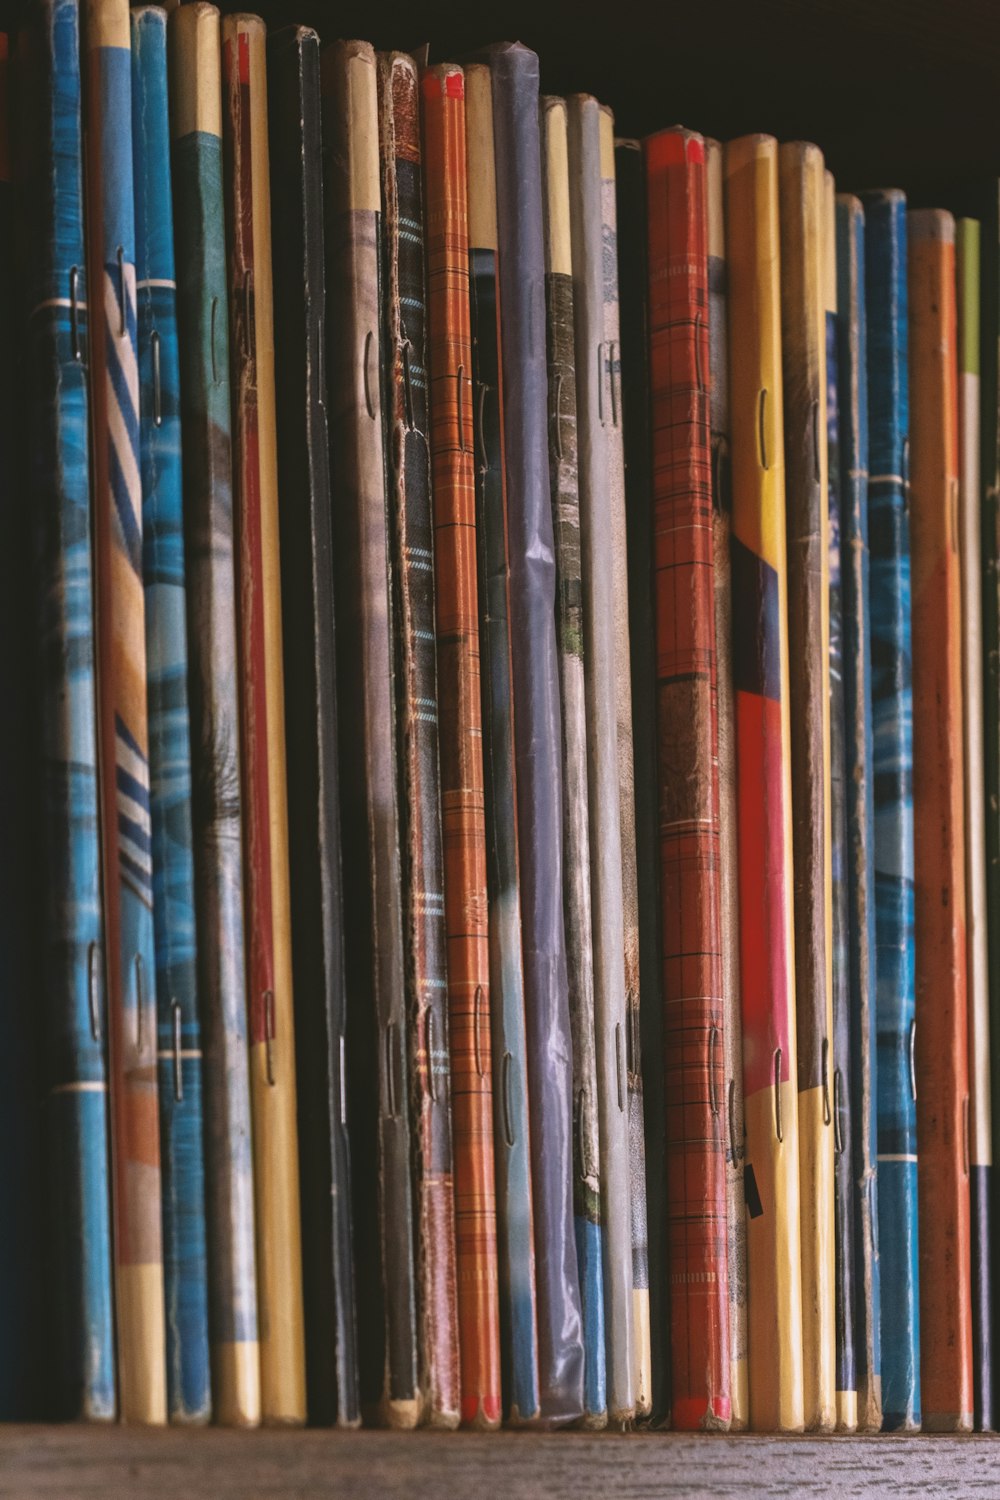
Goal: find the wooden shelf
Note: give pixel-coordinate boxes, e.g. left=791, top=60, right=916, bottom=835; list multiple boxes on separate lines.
left=0, top=1425, right=997, bottom=1498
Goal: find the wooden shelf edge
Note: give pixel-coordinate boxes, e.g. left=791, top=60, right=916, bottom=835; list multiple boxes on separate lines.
left=1, top=1423, right=997, bottom=1498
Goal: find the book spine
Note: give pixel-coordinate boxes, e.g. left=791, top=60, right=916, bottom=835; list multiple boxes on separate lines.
left=85, top=0, right=166, bottom=1424
left=465, top=62, right=540, bottom=1427
left=168, top=1, right=259, bottom=1428
left=267, top=24, right=359, bottom=1429
left=377, top=48, right=461, bottom=1432
left=321, top=37, right=418, bottom=1426
left=824, top=173, right=857, bottom=1435
left=707, top=136, right=747, bottom=1432
left=646, top=125, right=730, bottom=1431
left=130, top=5, right=210, bottom=1424
left=421, top=61, right=501, bottom=1430
left=957, top=216, right=993, bottom=1430
left=487, top=40, right=584, bottom=1426
left=567, top=91, right=634, bottom=1427
left=25, top=0, right=116, bottom=1420
left=724, top=133, right=804, bottom=1434
left=909, top=207, right=972, bottom=1433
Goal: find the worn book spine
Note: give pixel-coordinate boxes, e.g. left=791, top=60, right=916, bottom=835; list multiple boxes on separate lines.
left=465, top=62, right=539, bottom=1427
left=567, top=91, right=634, bottom=1428
left=268, top=24, right=359, bottom=1429
left=486, top=40, right=584, bottom=1426
left=706, top=137, right=746, bottom=1432
left=85, top=0, right=166, bottom=1424
left=421, top=62, right=501, bottom=1429
left=377, top=49, right=461, bottom=1432
left=168, top=1, right=259, bottom=1428
left=779, top=141, right=835, bottom=1434
left=542, top=94, right=605, bottom=1429
left=724, top=133, right=804, bottom=1435
left=824, top=174, right=857, bottom=1436
left=321, top=37, right=418, bottom=1428
left=617, top=132, right=668, bottom=1428
left=957, top=216, right=993, bottom=1431
left=909, top=208, right=972, bottom=1433
left=23, top=0, right=115, bottom=1421
left=130, top=5, right=210, bottom=1425
left=861, top=188, right=919, bottom=1431
left=221, top=12, right=305, bottom=1425
left=646, top=125, right=730, bottom=1431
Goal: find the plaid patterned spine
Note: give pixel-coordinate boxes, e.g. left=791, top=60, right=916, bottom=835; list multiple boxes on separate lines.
left=908, top=208, right=972, bottom=1432
left=465, top=63, right=539, bottom=1426
left=725, top=134, right=804, bottom=1434
left=168, top=1, right=259, bottom=1427
left=24, top=0, right=115, bottom=1419
left=422, top=62, right=501, bottom=1429
left=646, top=126, right=730, bottom=1430
left=85, top=0, right=166, bottom=1423
left=542, top=94, right=605, bottom=1428
left=130, top=5, right=210, bottom=1424
left=377, top=49, right=461, bottom=1431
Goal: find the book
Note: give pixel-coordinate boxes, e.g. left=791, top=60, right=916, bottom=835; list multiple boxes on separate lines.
left=21, top=0, right=116, bottom=1421
left=465, top=61, right=540, bottom=1427
left=221, top=12, right=305, bottom=1424
left=84, top=0, right=166, bottom=1424
left=646, top=125, right=730, bottom=1430
left=956, top=215, right=992, bottom=1431
left=421, top=59, right=502, bottom=1430
left=779, top=141, right=835, bottom=1433
left=377, top=48, right=461, bottom=1432
left=836, top=194, right=882, bottom=1435
left=908, top=207, right=972, bottom=1433
left=486, top=40, right=584, bottom=1426
left=542, top=92, right=605, bottom=1430
left=567, top=90, right=634, bottom=1427
left=267, top=23, right=358, bottom=1429
left=824, top=172, right=857, bottom=1435
left=321, top=37, right=418, bottom=1428
left=130, top=4, right=210, bottom=1424
left=168, top=0, right=259, bottom=1428
left=706, top=135, right=747, bottom=1432
left=862, top=187, right=919, bottom=1432
left=724, top=133, right=804, bottom=1434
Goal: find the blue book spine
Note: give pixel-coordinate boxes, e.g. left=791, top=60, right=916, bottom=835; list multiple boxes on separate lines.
left=836, top=195, right=882, bottom=1432
left=861, top=188, right=921, bottom=1430
left=27, top=0, right=115, bottom=1419
left=130, top=6, right=210, bottom=1422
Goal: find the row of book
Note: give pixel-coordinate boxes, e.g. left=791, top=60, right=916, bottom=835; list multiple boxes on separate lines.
left=0, top=0, right=995, bottom=1437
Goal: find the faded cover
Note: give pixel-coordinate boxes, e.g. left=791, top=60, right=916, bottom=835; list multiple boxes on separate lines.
left=268, top=25, right=358, bottom=1429
left=567, top=91, right=634, bottom=1426
left=464, top=63, right=538, bottom=1426
left=168, top=0, right=259, bottom=1428
left=908, top=209, right=972, bottom=1432
left=131, top=6, right=210, bottom=1424
left=861, top=188, right=919, bottom=1431
left=823, top=175, right=857, bottom=1434
left=836, top=196, right=882, bottom=1434
left=21, top=0, right=115, bottom=1420
left=646, top=126, right=730, bottom=1430
left=542, top=94, right=605, bottom=1428
left=85, top=0, right=166, bottom=1423
left=724, top=134, right=804, bottom=1434
left=957, top=217, right=992, bottom=1430
left=617, top=133, right=668, bottom=1427
left=486, top=40, right=584, bottom=1424
left=377, top=50, right=461, bottom=1430
left=221, top=14, right=306, bottom=1424
left=706, top=137, right=747, bottom=1430
left=321, top=38, right=418, bottom=1426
